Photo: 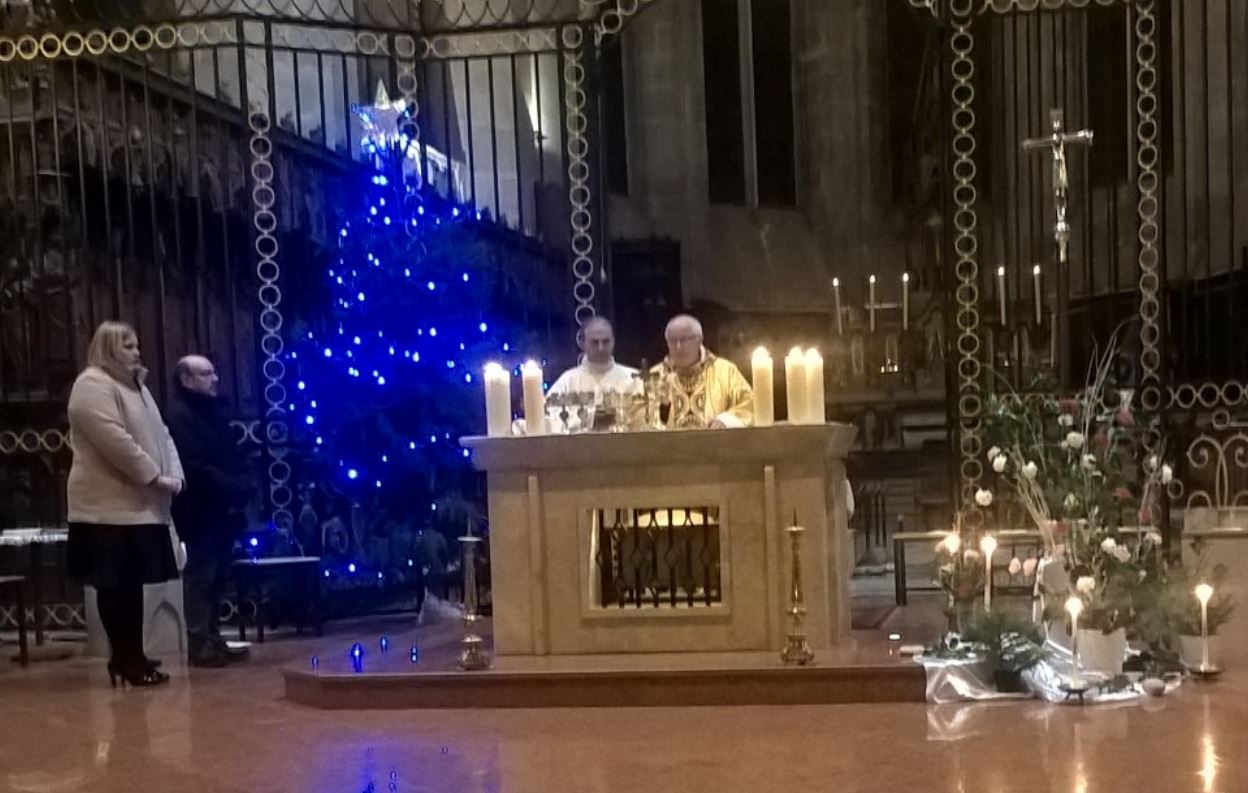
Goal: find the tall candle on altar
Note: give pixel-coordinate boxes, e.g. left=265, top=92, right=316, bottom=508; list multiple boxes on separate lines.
left=902, top=272, right=910, bottom=331
left=832, top=278, right=843, bottom=336
left=868, top=275, right=877, bottom=333
left=751, top=347, right=775, bottom=427
left=804, top=348, right=825, bottom=425
left=1049, top=309, right=1058, bottom=364
left=483, top=362, right=512, bottom=437
left=521, top=360, right=546, bottom=435
left=784, top=347, right=808, bottom=424
left=996, top=265, right=1008, bottom=326
left=1032, top=264, right=1043, bottom=325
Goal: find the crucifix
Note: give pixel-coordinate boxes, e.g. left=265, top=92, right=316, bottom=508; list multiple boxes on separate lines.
left=1023, top=108, right=1093, bottom=388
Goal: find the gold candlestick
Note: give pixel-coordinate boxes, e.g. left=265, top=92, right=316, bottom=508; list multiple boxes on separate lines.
left=458, top=521, right=490, bottom=671
left=781, top=514, right=815, bottom=666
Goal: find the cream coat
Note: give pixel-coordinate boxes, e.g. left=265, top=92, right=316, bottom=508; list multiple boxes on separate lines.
left=66, top=366, right=184, bottom=525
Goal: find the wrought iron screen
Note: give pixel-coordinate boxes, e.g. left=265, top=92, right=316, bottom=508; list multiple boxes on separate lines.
left=589, top=506, right=724, bottom=609
left=0, top=0, right=659, bottom=527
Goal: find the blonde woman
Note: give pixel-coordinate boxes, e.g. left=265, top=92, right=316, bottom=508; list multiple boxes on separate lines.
left=66, top=321, right=183, bottom=687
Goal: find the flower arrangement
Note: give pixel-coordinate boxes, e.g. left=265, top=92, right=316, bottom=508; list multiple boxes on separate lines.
left=978, top=334, right=1180, bottom=636
left=934, top=529, right=985, bottom=606
left=980, top=337, right=1167, bottom=549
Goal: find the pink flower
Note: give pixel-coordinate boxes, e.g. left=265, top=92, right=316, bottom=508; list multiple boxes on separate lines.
left=1059, top=398, right=1078, bottom=414
left=1053, top=521, right=1070, bottom=537
left=1115, top=406, right=1135, bottom=427
left=1094, top=432, right=1110, bottom=450
left=1007, top=557, right=1023, bottom=576
left=1022, top=558, right=1038, bottom=577
left=1138, top=507, right=1152, bottom=525
left=1113, top=487, right=1132, bottom=502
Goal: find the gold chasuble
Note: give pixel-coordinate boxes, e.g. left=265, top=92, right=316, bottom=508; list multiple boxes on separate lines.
left=651, top=349, right=754, bottom=429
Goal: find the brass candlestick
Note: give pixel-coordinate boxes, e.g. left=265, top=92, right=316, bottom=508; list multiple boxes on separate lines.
left=458, top=522, right=490, bottom=671
left=781, top=514, right=815, bottom=665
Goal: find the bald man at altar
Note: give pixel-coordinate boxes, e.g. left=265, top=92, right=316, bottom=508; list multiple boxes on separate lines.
left=651, top=314, right=753, bottom=429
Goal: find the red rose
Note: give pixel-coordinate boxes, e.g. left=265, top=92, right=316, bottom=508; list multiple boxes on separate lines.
left=1138, top=507, right=1152, bottom=525
left=1094, top=432, right=1110, bottom=449
left=1059, top=398, right=1078, bottom=414
left=1113, top=487, right=1132, bottom=502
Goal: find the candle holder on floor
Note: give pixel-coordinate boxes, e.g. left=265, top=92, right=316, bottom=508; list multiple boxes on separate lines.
left=781, top=515, right=815, bottom=666
left=458, top=523, right=490, bottom=671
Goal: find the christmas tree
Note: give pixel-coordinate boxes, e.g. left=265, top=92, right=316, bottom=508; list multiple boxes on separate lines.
left=287, top=86, right=545, bottom=591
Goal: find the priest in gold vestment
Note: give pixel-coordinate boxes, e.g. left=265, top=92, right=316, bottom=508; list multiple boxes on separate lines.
left=651, top=315, right=753, bottom=429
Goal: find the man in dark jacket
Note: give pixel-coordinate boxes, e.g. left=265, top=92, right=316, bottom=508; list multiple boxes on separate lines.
left=168, top=355, right=252, bottom=667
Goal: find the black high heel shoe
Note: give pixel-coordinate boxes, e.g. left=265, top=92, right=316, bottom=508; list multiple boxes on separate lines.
left=108, top=660, right=170, bottom=688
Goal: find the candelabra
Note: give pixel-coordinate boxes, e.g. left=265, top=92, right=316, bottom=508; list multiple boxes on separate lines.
left=781, top=515, right=815, bottom=666
left=458, top=522, right=490, bottom=671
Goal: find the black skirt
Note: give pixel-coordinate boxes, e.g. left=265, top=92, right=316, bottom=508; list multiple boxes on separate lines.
left=67, top=522, right=179, bottom=590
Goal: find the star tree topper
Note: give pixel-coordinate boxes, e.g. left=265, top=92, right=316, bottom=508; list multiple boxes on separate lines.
left=354, top=81, right=421, bottom=185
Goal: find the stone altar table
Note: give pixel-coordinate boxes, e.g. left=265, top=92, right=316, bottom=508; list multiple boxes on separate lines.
left=462, top=423, right=856, bottom=657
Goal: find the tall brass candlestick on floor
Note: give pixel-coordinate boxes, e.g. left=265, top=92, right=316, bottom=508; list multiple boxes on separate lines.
left=458, top=523, right=490, bottom=671
left=781, top=514, right=815, bottom=665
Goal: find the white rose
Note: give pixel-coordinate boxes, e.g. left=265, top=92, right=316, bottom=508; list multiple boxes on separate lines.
left=1064, top=493, right=1079, bottom=510
left=1081, top=454, right=1098, bottom=471
left=974, top=488, right=994, bottom=507
left=1059, top=414, right=1075, bottom=427
left=993, top=455, right=1007, bottom=473
left=1066, top=432, right=1085, bottom=450
left=1146, top=455, right=1159, bottom=473
left=1144, top=531, right=1163, bottom=546
left=987, top=446, right=1001, bottom=462
left=1007, top=557, right=1023, bottom=576
left=1059, top=440, right=1070, bottom=451
left=1113, top=545, right=1132, bottom=563
left=1100, top=537, right=1117, bottom=552
left=1161, top=464, right=1173, bottom=484
left=1076, top=576, right=1096, bottom=594
left=1023, top=461, right=1038, bottom=479
left=963, top=549, right=981, bottom=564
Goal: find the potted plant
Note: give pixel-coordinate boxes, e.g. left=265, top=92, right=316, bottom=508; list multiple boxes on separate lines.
left=1158, top=559, right=1234, bottom=668
left=961, top=609, right=1048, bottom=692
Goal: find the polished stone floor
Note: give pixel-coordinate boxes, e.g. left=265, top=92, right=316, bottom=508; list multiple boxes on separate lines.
left=1, top=598, right=1245, bottom=793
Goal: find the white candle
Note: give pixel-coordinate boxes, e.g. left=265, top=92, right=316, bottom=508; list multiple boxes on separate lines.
left=804, top=348, right=825, bottom=425
left=832, top=277, right=843, bottom=337
left=997, top=265, right=1007, bottom=326
left=751, top=347, right=775, bottom=428
left=1049, top=309, right=1058, bottom=364
left=980, top=535, right=997, bottom=610
left=1196, top=583, right=1214, bottom=670
left=868, top=275, right=877, bottom=333
left=902, top=272, right=910, bottom=331
left=521, top=360, right=546, bottom=436
left=1066, top=595, right=1084, bottom=686
left=784, top=347, right=808, bottom=424
left=483, top=362, right=512, bottom=437
left=1032, top=264, right=1043, bottom=325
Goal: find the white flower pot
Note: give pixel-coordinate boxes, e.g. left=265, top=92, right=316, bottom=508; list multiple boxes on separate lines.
left=1075, top=628, right=1127, bottom=677
left=1179, top=634, right=1220, bottom=669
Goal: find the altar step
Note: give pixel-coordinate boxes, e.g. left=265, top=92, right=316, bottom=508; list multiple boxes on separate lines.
left=283, top=630, right=926, bottom=709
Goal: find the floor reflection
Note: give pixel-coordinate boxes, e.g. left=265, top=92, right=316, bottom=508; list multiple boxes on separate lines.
left=0, top=608, right=1246, bottom=793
